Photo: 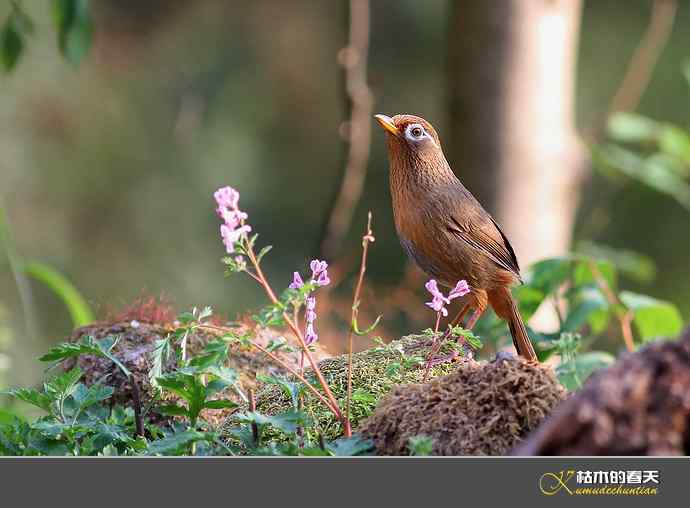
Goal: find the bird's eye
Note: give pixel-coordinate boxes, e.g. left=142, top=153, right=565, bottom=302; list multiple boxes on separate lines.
left=411, top=127, right=423, bottom=138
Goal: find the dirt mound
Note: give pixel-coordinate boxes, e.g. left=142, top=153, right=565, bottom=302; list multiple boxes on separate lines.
left=514, top=327, right=690, bottom=455
left=359, top=357, right=566, bottom=455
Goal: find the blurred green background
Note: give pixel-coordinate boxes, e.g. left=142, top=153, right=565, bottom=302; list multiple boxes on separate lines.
left=1, top=0, right=689, bottom=390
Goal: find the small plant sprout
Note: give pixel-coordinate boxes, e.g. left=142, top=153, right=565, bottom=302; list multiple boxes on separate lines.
left=210, top=186, right=350, bottom=435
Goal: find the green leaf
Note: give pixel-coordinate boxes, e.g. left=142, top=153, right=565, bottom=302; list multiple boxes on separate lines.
left=149, top=337, right=172, bottom=391
left=326, top=435, right=374, bottom=456
left=408, top=435, right=433, bottom=456
left=607, top=112, right=659, bottom=143
left=203, top=399, right=238, bottom=410
left=524, top=257, right=573, bottom=296
left=1, top=15, right=23, bottom=72
left=256, top=245, right=273, bottom=263
left=147, top=430, right=207, bottom=455
left=157, top=404, right=189, bottom=417
left=71, top=383, right=113, bottom=411
left=52, top=0, right=93, bottom=66
left=4, top=388, right=52, bottom=412
left=576, top=242, right=656, bottom=284
left=562, top=287, right=608, bottom=333
left=595, top=144, right=690, bottom=211
left=659, top=124, right=690, bottom=164
left=39, top=339, right=100, bottom=362
left=557, top=351, right=615, bottom=391
left=44, top=367, right=83, bottom=400
left=351, top=389, right=377, bottom=405
left=155, top=374, right=191, bottom=400
left=22, top=261, right=94, bottom=327
left=236, top=410, right=308, bottom=434
left=572, top=258, right=616, bottom=290
left=619, top=291, right=683, bottom=342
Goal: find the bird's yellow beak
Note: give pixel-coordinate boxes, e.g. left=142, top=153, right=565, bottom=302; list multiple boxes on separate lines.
left=374, top=114, right=399, bottom=136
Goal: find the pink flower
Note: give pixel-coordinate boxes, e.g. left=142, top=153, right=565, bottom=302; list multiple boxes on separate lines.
left=425, top=279, right=470, bottom=317
left=214, top=186, right=240, bottom=211
left=448, top=280, right=470, bottom=300
left=310, top=259, right=330, bottom=287
left=289, top=271, right=304, bottom=290
left=214, top=186, right=251, bottom=253
left=305, top=323, right=318, bottom=345
left=305, top=296, right=319, bottom=344
left=220, top=223, right=251, bottom=254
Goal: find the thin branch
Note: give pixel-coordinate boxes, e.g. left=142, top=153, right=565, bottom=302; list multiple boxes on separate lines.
left=321, top=0, right=373, bottom=259
left=130, top=376, right=145, bottom=437
left=589, top=0, right=677, bottom=140
left=345, top=212, right=375, bottom=436
left=588, top=261, right=635, bottom=352
left=248, top=388, right=258, bottom=446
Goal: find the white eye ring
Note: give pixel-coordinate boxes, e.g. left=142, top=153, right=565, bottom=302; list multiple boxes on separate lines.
left=405, top=123, right=426, bottom=141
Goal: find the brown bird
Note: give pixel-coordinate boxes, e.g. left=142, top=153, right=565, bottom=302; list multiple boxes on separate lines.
left=374, top=113, right=537, bottom=361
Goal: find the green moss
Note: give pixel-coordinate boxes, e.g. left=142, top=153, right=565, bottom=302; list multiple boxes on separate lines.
left=223, top=335, right=459, bottom=442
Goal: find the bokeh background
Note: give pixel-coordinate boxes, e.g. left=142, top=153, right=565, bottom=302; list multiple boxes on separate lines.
left=1, top=0, right=689, bottom=390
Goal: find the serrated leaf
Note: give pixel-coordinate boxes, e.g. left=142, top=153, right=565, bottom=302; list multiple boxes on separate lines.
left=44, top=367, right=83, bottom=400
left=4, top=388, right=53, bottom=412
left=147, top=430, right=207, bottom=455
left=71, top=382, right=113, bottom=411
left=149, top=337, right=171, bottom=391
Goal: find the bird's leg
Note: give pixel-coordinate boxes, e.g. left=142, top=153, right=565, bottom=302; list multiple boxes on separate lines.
left=449, top=303, right=470, bottom=328
left=465, top=307, right=485, bottom=330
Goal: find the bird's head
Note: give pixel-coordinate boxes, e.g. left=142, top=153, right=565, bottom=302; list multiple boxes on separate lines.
left=374, top=113, right=442, bottom=154
left=374, top=113, right=451, bottom=184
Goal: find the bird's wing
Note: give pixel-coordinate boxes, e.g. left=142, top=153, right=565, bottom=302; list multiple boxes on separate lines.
left=447, top=214, right=522, bottom=280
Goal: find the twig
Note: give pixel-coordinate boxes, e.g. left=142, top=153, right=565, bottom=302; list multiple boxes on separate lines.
left=345, top=212, right=375, bottom=436
left=589, top=0, right=677, bottom=140
left=321, top=0, right=373, bottom=259
left=588, top=261, right=635, bottom=352
left=248, top=388, right=258, bottom=446
left=130, top=377, right=144, bottom=437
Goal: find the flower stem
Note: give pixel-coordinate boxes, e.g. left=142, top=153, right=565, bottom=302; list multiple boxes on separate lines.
left=244, top=244, right=346, bottom=427
left=345, top=213, right=374, bottom=436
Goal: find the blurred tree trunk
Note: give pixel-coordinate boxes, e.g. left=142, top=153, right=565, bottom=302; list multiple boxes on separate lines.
left=448, top=0, right=585, bottom=266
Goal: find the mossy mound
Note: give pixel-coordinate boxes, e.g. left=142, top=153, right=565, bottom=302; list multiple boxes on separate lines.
left=358, top=357, right=566, bottom=455
left=225, top=335, right=459, bottom=441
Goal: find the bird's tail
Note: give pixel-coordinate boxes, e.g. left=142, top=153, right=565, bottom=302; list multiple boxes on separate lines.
left=490, top=287, right=538, bottom=361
